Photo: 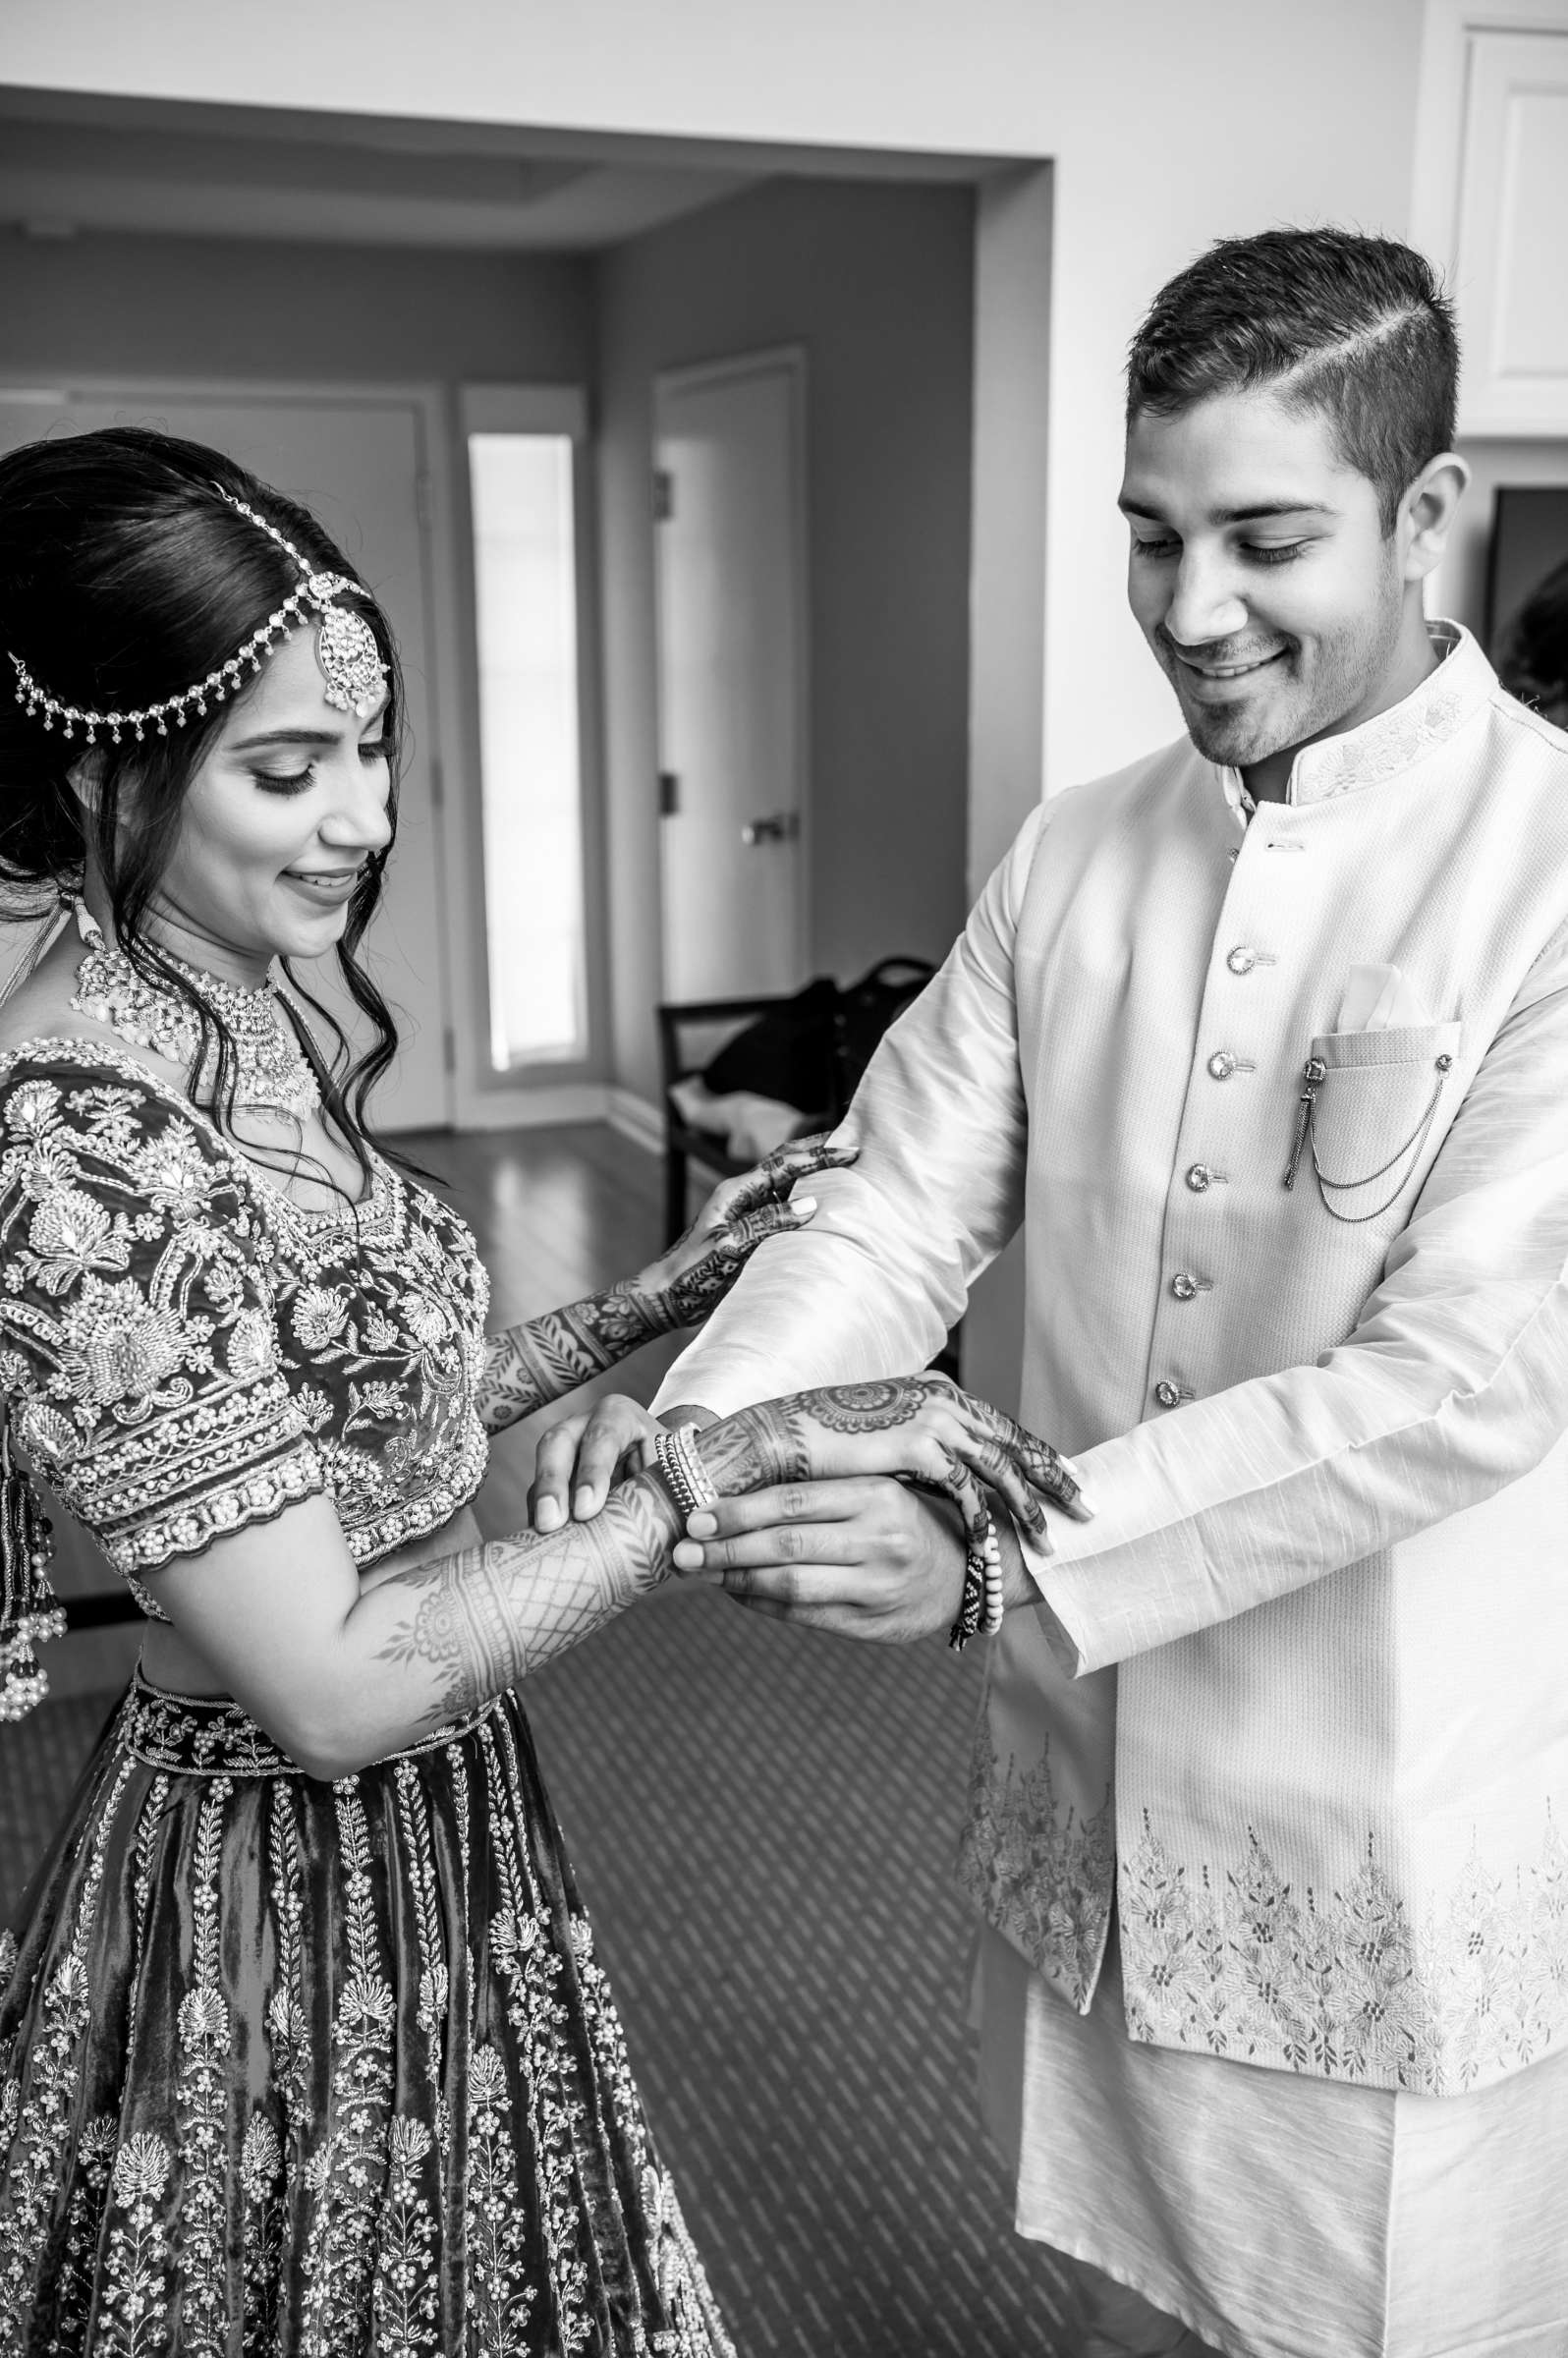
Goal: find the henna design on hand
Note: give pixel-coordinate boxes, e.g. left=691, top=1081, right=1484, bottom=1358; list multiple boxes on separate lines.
left=793, top=1379, right=923, bottom=1434
left=641, top=1131, right=857, bottom=1334
left=694, top=1375, right=1082, bottom=1532
left=477, top=1137, right=858, bottom=1432
left=680, top=1375, right=1081, bottom=1645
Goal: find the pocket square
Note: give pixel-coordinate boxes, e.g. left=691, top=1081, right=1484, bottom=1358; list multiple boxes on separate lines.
left=1337, top=964, right=1430, bottom=1031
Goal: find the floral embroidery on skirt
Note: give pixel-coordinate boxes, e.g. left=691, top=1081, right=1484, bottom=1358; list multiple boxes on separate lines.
left=0, top=1675, right=735, bottom=2356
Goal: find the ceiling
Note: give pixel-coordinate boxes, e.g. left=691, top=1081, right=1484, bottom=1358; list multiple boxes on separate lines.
left=0, top=88, right=762, bottom=251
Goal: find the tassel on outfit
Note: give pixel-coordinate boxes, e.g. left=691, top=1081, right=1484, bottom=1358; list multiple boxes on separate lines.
left=0, top=1405, right=63, bottom=1721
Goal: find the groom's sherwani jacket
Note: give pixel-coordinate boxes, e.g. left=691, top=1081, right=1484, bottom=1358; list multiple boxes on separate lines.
left=657, top=627, right=1568, bottom=2095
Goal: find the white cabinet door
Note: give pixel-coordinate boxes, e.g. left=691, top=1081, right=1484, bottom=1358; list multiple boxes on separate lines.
left=1452, top=28, right=1568, bottom=433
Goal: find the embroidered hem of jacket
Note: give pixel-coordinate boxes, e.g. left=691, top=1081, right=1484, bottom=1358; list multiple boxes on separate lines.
left=954, top=1721, right=1115, bottom=2008
left=1112, top=1814, right=1568, bottom=2094
left=960, top=1717, right=1568, bottom=2097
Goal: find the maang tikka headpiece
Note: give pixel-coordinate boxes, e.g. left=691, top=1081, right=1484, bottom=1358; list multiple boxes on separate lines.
left=7, top=487, right=388, bottom=747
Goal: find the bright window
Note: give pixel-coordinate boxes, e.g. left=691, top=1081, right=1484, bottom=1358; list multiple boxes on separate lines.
left=468, top=429, right=587, bottom=1068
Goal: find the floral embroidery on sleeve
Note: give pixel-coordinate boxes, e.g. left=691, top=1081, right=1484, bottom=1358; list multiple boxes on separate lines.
left=0, top=1058, right=322, bottom=1578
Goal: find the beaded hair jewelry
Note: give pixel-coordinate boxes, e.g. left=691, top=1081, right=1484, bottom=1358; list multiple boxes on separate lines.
left=7, top=488, right=388, bottom=747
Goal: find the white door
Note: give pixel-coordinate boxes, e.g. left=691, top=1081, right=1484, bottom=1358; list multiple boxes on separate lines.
left=654, top=353, right=808, bottom=1003
left=0, top=390, right=451, bottom=1130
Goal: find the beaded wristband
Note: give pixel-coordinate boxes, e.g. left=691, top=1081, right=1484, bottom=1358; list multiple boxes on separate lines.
left=980, top=1516, right=1005, bottom=1636
left=948, top=1509, right=1001, bottom=1653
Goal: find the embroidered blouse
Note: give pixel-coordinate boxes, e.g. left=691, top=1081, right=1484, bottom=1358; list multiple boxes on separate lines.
left=0, top=1041, right=489, bottom=1615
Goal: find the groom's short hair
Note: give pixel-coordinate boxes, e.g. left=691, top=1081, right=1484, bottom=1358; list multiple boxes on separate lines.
left=1126, top=227, right=1459, bottom=533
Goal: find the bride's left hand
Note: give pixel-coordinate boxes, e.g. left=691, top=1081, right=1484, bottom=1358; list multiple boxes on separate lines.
left=531, top=1135, right=854, bottom=1531
left=635, top=1132, right=856, bottom=1334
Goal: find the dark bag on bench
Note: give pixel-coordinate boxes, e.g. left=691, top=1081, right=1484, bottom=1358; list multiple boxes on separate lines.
left=701, top=958, right=934, bottom=1117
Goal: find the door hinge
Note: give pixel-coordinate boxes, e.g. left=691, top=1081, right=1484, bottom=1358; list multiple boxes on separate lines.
left=652, top=468, right=674, bottom=523
left=442, top=1025, right=457, bottom=1076
left=658, top=770, right=681, bottom=817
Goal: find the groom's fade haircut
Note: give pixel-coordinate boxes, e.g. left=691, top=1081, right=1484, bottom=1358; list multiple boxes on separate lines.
left=1126, top=226, right=1459, bottom=533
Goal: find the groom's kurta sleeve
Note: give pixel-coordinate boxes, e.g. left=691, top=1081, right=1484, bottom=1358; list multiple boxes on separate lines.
left=652, top=806, right=1045, bottom=1417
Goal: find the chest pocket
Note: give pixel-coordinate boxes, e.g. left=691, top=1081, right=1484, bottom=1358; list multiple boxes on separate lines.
left=1284, top=1021, right=1462, bottom=1224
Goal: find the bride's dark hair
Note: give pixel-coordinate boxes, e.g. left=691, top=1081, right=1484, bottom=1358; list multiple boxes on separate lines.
left=0, top=424, right=406, bottom=1193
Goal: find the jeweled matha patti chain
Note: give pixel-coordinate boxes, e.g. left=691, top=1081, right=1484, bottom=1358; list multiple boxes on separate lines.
left=7, top=488, right=388, bottom=745
left=70, top=903, right=321, bottom=1119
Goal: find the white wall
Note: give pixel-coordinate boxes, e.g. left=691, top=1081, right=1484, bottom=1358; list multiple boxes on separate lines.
left=0, top=229, right=590, bottom=389
left=968, top=165, right=1052, bottom=899
left=6, top=0, right=1429, bottom=807
left=595, top=176, right=975, bottom=1103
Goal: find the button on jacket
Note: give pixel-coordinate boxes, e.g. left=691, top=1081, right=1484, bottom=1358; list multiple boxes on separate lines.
left=656, top=626, right=1568, bottom=2096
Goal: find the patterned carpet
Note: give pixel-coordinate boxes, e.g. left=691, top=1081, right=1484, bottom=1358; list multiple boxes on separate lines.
left=3, top=1598, right=1083, bottom=2355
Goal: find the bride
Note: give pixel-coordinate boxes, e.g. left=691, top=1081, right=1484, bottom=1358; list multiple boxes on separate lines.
left=0, top=424, right=1081, bottom=2352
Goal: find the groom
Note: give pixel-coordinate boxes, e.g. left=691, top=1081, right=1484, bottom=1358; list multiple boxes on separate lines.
left=551, top=227, right=1568, bottom=2355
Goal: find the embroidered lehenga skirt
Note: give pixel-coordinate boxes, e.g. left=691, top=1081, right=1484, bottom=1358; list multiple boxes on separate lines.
left=0, top=1673, right=735, bottom=2356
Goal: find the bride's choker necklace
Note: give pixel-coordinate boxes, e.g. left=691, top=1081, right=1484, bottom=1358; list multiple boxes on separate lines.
left=69, top=903, right=322, bottom=1120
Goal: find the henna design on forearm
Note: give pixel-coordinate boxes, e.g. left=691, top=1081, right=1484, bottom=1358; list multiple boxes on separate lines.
left=373, top=1473, right=680, bottom=1722
left=477, top=1285, right=659, bottom=1433
left=647, top=1237, right=765, bottom=1333
left=692, top=1395, right=815, bottom=1496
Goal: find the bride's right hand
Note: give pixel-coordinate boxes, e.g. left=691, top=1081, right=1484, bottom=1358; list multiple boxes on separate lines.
left=690, top=1374, right=1089, bottom=1562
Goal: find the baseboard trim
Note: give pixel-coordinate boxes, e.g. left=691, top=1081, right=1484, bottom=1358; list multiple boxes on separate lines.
left=397, top=1082, right=667, bottom=1146
left=445, top=1082, right=613, bottom=1133
left=606, top=1089, right=665, bottom=1155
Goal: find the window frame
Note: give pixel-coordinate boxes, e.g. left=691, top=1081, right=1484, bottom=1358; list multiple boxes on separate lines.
left=452, top=382, right=608, bottom=1117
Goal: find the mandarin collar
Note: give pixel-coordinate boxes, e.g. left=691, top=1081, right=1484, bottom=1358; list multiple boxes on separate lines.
left=1215, top=622, right=1495, bottom=820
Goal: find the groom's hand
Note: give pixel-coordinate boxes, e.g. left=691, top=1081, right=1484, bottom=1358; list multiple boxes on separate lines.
left=670, top=1477, right=1036, bottom=1644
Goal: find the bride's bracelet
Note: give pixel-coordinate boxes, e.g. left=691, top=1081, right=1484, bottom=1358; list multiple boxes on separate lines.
left=653, top=1424, right=719, bottom=1522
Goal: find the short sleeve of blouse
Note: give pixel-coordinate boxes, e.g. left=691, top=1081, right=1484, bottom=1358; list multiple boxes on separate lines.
left=0, top=1054, right=324, bottom=1577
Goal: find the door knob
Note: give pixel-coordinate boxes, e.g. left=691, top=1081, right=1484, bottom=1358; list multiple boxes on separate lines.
left=740, top=812, right=800, bottom=846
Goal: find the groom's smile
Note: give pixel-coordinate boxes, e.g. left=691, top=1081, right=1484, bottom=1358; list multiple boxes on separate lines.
left=1118, top=386, right=1422, bottom=797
